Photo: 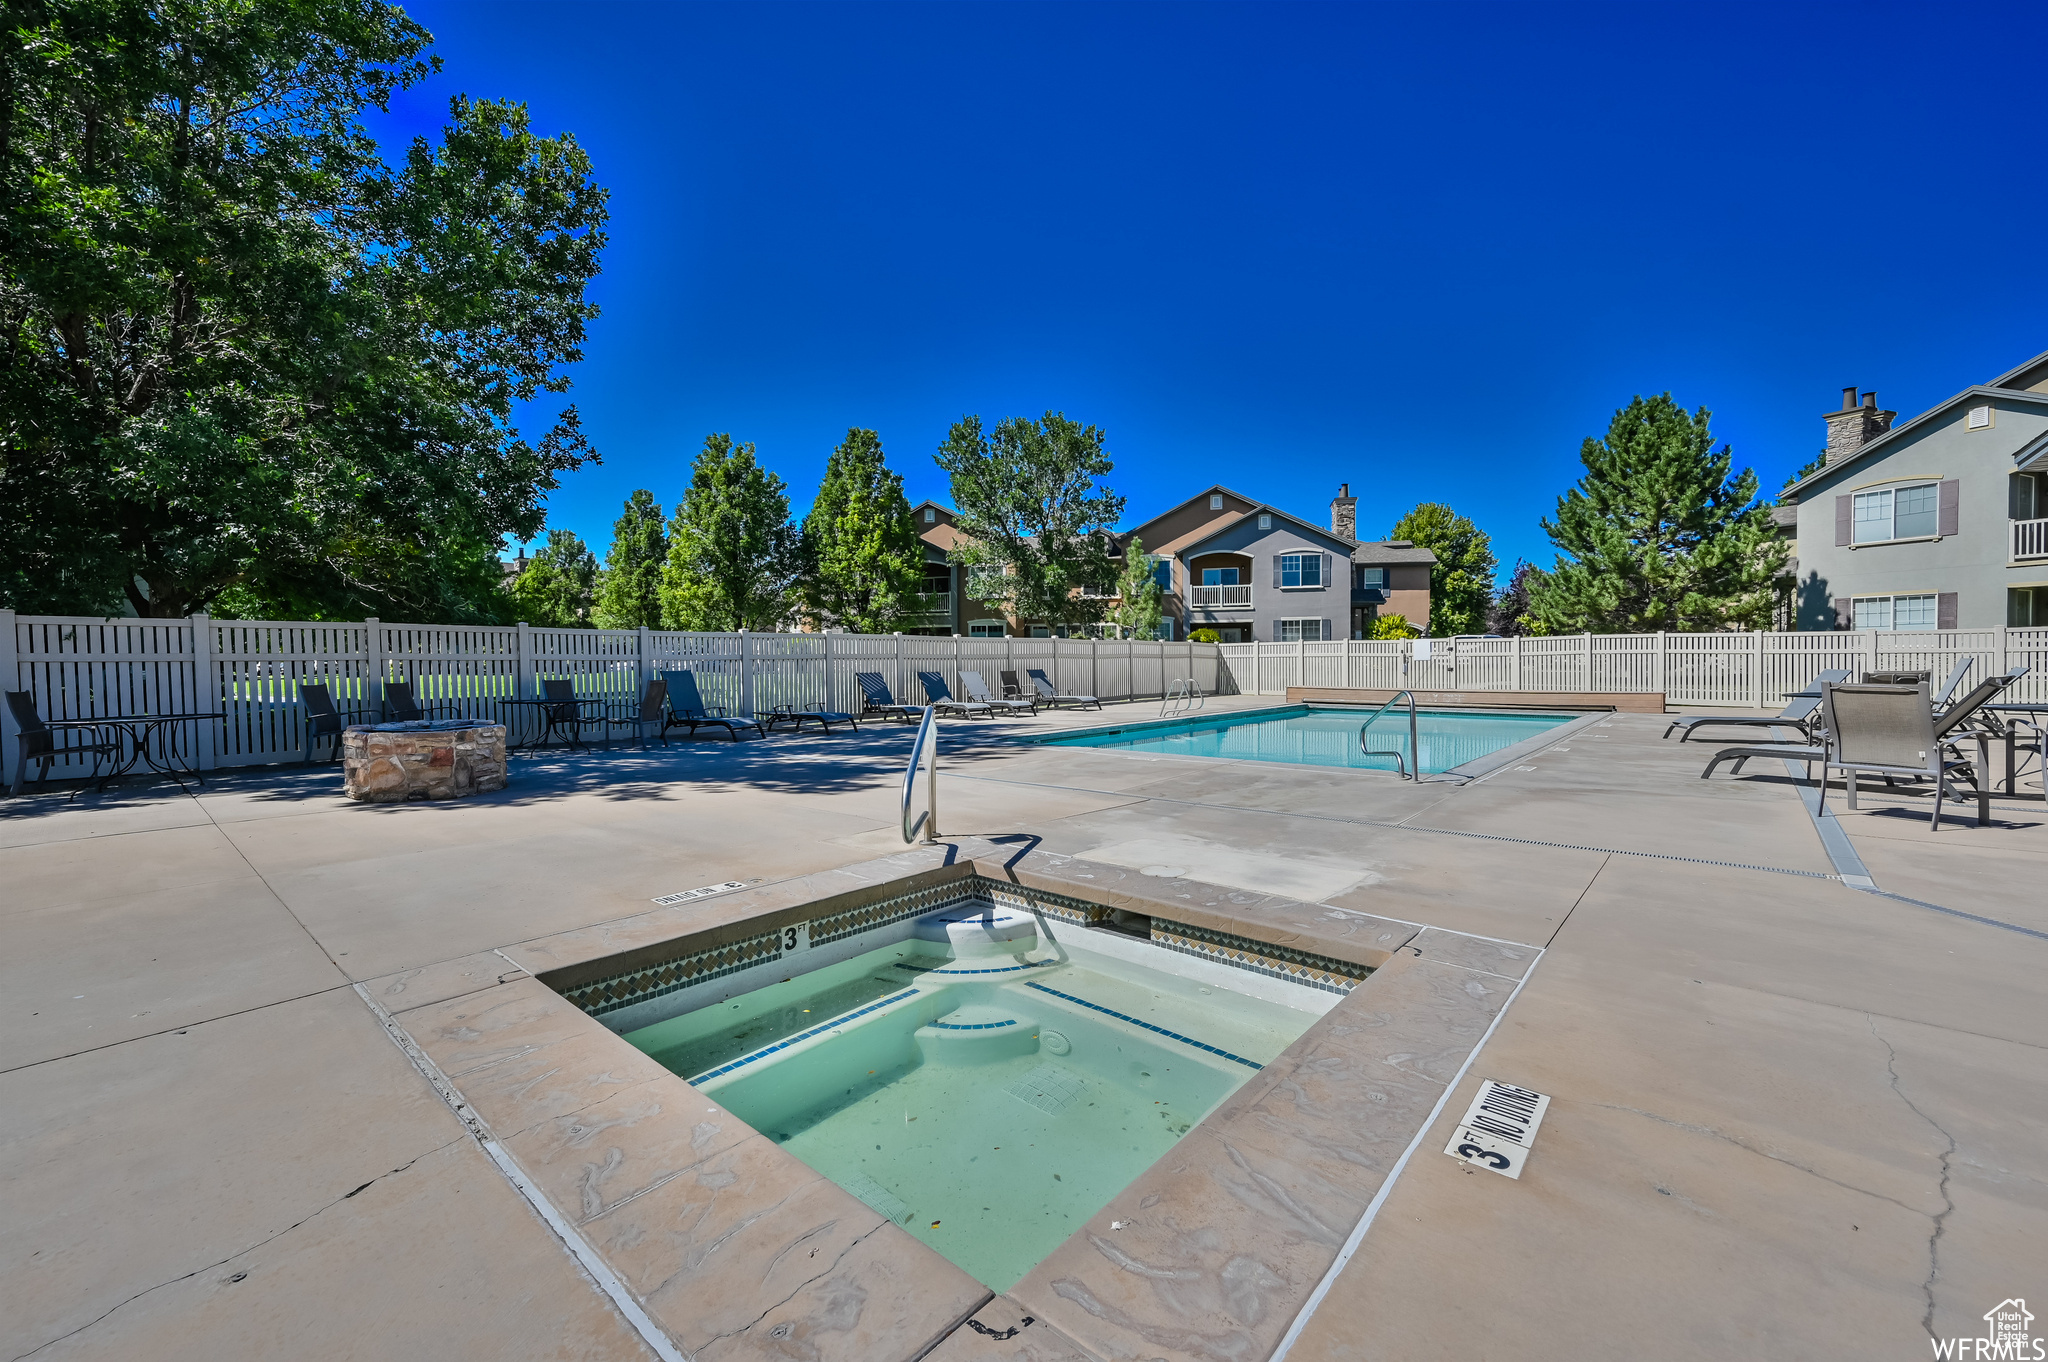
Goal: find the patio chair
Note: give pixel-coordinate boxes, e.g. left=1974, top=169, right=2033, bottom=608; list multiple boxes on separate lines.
left=761, top=701, right=861, bottom=735
left=538, top=678, right=590, bottom=748
left=1026, top=668, right=1101, bottom=710
left=382, top=680, right=461, bottom=722
left=660, top=669, right=765, bottom=741
left=301, top=683, right=374, bottom=763
left=602, top=679, right=670, bottom=749
left=1662, top=670, right=1848, bottom=743
left=853, top=672, right=924, bottom=722
left=918, top=672, right=992, bottom=718
left=1000, top=670, right=1032, bottom=702
left=6, top=692, right=121, bottom=797
left=960, top=670, right=1035, bottom=715
left=1932, top=658, right=1976, bottom=708
left=1816, top=682, right=1978, bottom=830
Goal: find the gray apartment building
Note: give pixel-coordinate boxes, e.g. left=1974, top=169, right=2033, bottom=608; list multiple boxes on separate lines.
left=1783, top=348, right=2048, bottom=630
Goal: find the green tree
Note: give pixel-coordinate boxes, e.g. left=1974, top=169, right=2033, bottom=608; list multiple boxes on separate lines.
left=1365, top=612, right=1420, bottom=640
left=662, top=434, right=798, bottom=631
left=1387, top=503, right=1497, bottom=637
left=1526, top=394, right=1786, bottom=633
left=0, top=1, right=607, bottom=620
left=507, top=530, right=598, bottom=627
left=935, top=412, right=1125, bottom=630
left=798, top=429, right=924, bottom=633
left=1110, top=537, right=1164, bottom=639
left=593, top=490, right=668, bottom=629
left=1486, top=560, right=1547, bottom=636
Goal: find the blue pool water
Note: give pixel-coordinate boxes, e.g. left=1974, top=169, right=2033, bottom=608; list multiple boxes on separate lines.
left=1040, top=705, right=1575, bottom=774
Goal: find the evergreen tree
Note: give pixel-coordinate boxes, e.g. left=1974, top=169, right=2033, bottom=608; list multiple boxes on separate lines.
left=935, top=412, right=1125, bottom=630
left=593, top=491, right=668, bottom=629
left=1526, top=394, right=1785, bottom=633
left=1110, top=538, right=1164, bottom=639
left=507, top=530, right=599, bottom=627
left=1387, top=503, right=1497, bottom=637
left=798, top=430, right=925, bottom=633
left=661, top=435, right=799, bottom=631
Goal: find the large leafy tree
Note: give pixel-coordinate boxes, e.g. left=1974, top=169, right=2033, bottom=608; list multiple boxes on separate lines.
left=0, top=0, right=606, bottom=620
left=662, top=434, right=798, bottom=631
left=935, top=412, right=1124, bottom=630
left=1487, top=559, right=1546, bottom=636
left=1387, top=502, right=1497, bottom=637
left=798, top=428, right=923, bottom=633
left=1110, top=537, right=1163, bottom=639
left=1526, top=394, right=1785, bottom=633
left=507, top=529, right=597, bottom=627
left=593, top=489, right=667, bottom=629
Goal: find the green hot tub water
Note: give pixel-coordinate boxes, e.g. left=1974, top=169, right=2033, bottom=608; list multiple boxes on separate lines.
left=623, top=908, right=1327, bottom=1291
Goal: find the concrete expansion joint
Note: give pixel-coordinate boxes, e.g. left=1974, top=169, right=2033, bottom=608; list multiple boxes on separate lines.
left=5, top=1134, right=463, bottom=1362
left=1867, top=1014, right=1958, bottom=1344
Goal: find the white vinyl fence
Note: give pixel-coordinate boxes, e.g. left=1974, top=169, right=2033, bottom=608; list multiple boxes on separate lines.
left=0, top=611, right=1223, bottom=776
left=1219, top=629, right=2048, bottom=708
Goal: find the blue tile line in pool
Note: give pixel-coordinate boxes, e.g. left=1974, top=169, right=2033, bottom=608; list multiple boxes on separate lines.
left=929, top=1018, right=1019, bottom=1030
left=1024, top=981, right=1263, bottom=1070
left=687, top=989, right=921, bottom=1086
left=893, top=960, right=1058, bottom=976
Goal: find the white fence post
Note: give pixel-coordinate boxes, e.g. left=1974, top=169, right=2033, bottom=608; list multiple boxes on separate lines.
left=1751, top=630, right=1763, bottom=709
left=1582, top=632, right=1592, bottom=691
left=637, top=626, right=650, bottom=700
left=0, top=608, right=15, bottom=776
left=190, top=612, right=218, bottom=771
left=738, top=629, right=754, bottom=716
left=516, top=622, right=532, bottom=700
left=1511, top=634, right=1522, bottom=690
left=1866, top=628, right=1879, bottom=678
left=1998, top=625, right=2010, bottom=678
left=364, top=617, right=385, bottom=714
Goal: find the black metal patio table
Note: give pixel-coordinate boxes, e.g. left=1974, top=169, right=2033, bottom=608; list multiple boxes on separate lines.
left=43, top=711, right=229, bottom=791
left=497, top=696, right=605, bottom=750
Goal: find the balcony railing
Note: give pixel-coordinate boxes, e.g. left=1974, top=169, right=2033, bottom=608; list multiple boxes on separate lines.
left=2014, top=517, right=2048, bottom=560
left=1190, top=584, right=1252, bottom=609
left=901, top=591, right=953, bottom=624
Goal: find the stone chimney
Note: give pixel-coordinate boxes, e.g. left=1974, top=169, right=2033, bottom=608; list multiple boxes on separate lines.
left=1330, top=482, right=1357, bottom=540
left=1823, top=387, right=1896, bottom=465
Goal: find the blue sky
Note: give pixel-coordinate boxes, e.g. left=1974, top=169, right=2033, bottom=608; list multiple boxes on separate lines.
left=376, top=1, right=2048, bottom=580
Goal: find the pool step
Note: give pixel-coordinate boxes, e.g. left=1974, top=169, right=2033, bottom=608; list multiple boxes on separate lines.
left=916, top=1005, right=1040, bottom=1064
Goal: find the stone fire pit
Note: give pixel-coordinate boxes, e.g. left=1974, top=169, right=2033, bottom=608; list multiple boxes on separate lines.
left=341, top=720, right=507, bottom=802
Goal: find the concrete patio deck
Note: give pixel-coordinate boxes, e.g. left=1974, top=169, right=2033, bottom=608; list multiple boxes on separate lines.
left=4, top=697, right=2043, bottom=1360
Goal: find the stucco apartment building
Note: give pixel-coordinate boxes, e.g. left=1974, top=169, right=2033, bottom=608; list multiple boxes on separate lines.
left=907, top=486, right=1435, bottom=641
left=1782, top=347, right=2048, bottom=631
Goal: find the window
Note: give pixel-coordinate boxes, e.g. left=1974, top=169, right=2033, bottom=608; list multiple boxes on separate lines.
left=1279, top=553, right=1322, bottom=588
left=1852, top=594, right=1938, bottom=631
left=1279, top=618, right=1325, bottom=642
left=1201, top=567, right=1240, bottom=585
left=1967, top=406, right=1993, bottom=431
left=1208, top=494, right=1223, bottom=510
left=1358, top=567, right=1386, bottom=589
left=1257, top=513, right=1272, bottom=530
left=968, top=620, right=1006, bottom=638
left=1853, top=482, right=1939, bottom=542
left=924, top=508, right=936, bottom=523
left=1148, top=556, right=1171, bottom=590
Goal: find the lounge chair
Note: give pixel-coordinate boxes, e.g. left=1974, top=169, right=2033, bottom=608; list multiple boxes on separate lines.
left=301, top=682, right=374, bottom=762
left=602, top=679, right=671, bottom=749
left=960, top=671, right=1035, bottom=715
left=1700, top=743, right=1825, bottom=780
left=1663, top=670, right=1848, bottom=743
left=1931, top=658, right=1976, bottom=708
left=918, top=672, right=992, bottom=718
left=382, top=680, right=461, bottom=722
left=853, top=672, right=924, bottom=723
left=763, top=702, right=860, bottom=735
left=660, top=670, right=765, bottom=741
left=1817, top=682, right=1978, bottom=830
left=6, top=691, right=122, bottom=797
left=1025, top=669, right=1100, bottom=710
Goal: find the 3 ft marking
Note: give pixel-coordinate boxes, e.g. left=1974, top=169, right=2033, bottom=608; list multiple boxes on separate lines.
left=651, top=880, right=755, bottom=907
left=780, top=921, right=810, bottom=953
left=1444, top=1079, right=1551, bottom=1180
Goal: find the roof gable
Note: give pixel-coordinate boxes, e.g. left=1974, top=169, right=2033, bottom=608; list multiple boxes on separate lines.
left=1172, top=503, right=1357, bottom=556
left=1783, top=385, right=2048, bottom=498
left=1989, top=349, right=2048, bottom=393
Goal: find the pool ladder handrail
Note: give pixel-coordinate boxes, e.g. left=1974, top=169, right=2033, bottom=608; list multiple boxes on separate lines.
left=1358, top=689, right=1419, bottom=781
left=901, top=704, right=941, bottom=844
left=1160, top=677, right=1205, bottom=719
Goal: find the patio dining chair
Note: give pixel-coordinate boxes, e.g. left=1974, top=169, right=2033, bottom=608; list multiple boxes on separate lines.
left=1663, top=670, right=1848, bottom=743
left=538, top=678, right=591, bottom=748
left=660, top=670, right=765, bottom=741
left=959, top=671, right=1035, bottom=715
left=603, top=678, right=670, bottom=749
left=918, top=672, right=991, bottom=718
left=6, top=692, right=122, bottom=797
left=382, top=680, right=461, bottom=722
left=301, top=683, right=374, bottom=763
left=853, top=672, right=924, bottom=722
left=1817, top=682, right=1977, bottom=830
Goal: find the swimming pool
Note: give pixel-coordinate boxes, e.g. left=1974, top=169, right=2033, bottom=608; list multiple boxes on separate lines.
left=1039, top=704, right=1577, bottom=774
left=623, top=902, right=1327, bottom=1291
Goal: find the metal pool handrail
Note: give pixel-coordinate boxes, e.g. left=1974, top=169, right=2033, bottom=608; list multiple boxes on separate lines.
left=901, top=705, right=941, bottom=844
left=1359, top=690, right=1419, bottom=781
left=1160, top=677, right=1205, bottom=719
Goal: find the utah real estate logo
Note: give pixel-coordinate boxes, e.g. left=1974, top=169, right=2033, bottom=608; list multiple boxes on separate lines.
left=1932, top=1299, right=2038, bottom=1360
